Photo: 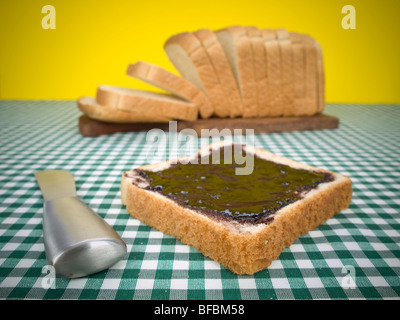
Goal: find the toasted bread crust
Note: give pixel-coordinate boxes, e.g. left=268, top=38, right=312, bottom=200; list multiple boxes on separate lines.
left=121, top=142, right=352, bottom=274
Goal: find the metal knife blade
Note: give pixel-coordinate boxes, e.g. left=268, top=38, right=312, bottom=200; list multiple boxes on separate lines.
left=34, top=170, right=77, bottom=202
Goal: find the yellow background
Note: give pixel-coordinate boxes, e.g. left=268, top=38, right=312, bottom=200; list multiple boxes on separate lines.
left=0, top=0, right=399, bottom=103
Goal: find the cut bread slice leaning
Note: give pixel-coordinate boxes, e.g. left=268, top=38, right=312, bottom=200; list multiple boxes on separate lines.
left=77, top=97, right=171, bottom=123
left=194, top=28, right=243, bottom=118
left=126, top=61, right=213, bottom=119
left=96, top=85, right=198, bottom=121
left=121, top=141, right=352, bottom=275
left=216, top=26, right=258, bottom=118
left=164, top=32, right=230, bottom=118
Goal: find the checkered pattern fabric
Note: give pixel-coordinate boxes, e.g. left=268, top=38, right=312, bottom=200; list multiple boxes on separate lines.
left=0, top=100, right=399, bottom=300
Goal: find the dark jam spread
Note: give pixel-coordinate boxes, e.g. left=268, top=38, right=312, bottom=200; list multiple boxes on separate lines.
left=136, top=149, right=333, bottom=224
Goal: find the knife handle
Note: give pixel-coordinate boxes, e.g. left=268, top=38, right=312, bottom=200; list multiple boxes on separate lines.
left=42, top=196, right=127, bottom=278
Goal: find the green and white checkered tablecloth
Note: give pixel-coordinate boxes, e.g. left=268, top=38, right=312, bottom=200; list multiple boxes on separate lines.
left=0, top=101, right=399, bottom=300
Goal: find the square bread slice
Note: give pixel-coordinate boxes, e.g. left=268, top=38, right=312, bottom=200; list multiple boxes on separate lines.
left=276, top=28, right=295, bottom=117
left=303, top=36, right=319, bottom=116
left=126, top=61, right=213, bottom=119
left=261, top=29, right=284, bottom=117
left=315, top=40, right=325, bottom=114
left=194, top=28, right=243, bottom=118
left=96, top=84, right=198, bottom=121
left=216, top=26, right=258, bottom=118
left=164, top=32, right=230, bottom=118
left=289, top=32, right=307, bottom=116
left=246, top=26, right=269, bottom=118
left=304, top=35, right=324, bottom=114
left=121, top=141, right=352, bottom=275
left=289, top=32, right=318, bottom=116
left=77, top=97, right=171, bottom=123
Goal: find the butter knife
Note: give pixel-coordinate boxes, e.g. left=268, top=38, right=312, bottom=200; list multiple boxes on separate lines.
left=34, top=170, right=127, bottom=278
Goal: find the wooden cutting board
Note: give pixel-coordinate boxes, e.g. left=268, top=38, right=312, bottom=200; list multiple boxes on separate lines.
left=78, top=114, right=339, bottom=137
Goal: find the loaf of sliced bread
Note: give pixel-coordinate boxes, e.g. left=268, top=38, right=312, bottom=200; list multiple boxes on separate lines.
left=164, top=32, right=230, bottom=118
left=126, top=61, right=213, bottom=119
left=78, top=26, right=325, bottom=122
left=96, top=85, right=198, bottom=121
left=77, top=97, right=171, bottom=123
left=121, top=141, right=352, bottom=274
